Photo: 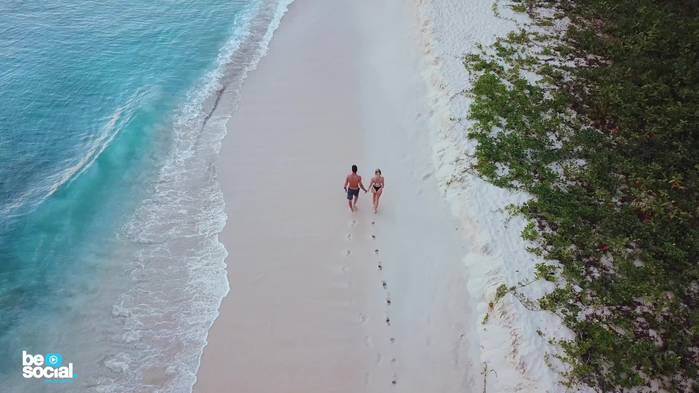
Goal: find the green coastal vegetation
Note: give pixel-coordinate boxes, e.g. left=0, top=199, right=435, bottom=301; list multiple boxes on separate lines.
left=465, top=0, right=698, bottom=391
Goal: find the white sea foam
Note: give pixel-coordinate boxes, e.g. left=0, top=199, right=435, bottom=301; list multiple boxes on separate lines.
left=84, top=1, right=296, bottom=392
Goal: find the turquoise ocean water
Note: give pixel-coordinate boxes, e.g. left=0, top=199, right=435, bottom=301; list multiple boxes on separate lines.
left=0, top=1, right=291, bottom=391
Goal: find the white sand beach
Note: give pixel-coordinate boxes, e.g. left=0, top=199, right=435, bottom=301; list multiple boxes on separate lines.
left=194, top=0, right=569, bottom=392
left=194, top=0, right=480, bottom=391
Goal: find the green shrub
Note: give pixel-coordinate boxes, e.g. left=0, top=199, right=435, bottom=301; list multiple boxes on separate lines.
left=464, top=1, right=699, bottom=390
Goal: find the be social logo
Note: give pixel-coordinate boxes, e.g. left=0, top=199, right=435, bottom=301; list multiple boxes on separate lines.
left=22, top=351, right=76, bottom=382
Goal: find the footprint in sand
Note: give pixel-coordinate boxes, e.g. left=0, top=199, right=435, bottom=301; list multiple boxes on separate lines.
left=371, top=234, right=376, bottom=239
left=386, top=298, right=391, bottom=306
left=385, top=317, right=391, bottom=326
left=390, top=337, right=395, bottom=343
left=377, top=263, right=383, bottom=271
left=359, top=313, right=368, bottom=324
left=344, top=249, right=351, bottom=256
left=374, top=249, right=380, bottom=255
left=382, top=281, right=387, bottom=289
left=371, top=221, right=375, bottom=225
left=392, top=379, right=397, bottom=385
left=346, top=233, right=352, bottom=240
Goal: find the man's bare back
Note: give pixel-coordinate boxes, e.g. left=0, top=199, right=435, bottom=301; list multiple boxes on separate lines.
left=345, top=173, right=362, bottom=189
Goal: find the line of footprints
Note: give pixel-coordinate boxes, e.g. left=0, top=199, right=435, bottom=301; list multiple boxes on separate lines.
left=346, top=218, right=398, bottom=387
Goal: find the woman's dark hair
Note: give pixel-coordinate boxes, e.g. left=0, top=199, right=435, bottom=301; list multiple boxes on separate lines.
left=352, top=164, right=358, bottom=173
left=375, top=168, right=382, bottom=175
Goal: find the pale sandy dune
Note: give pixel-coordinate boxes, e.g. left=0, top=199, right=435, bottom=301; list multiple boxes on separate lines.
left=194, top=0, right=480, bottom=392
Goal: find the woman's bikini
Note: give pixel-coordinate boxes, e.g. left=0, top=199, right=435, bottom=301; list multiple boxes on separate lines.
left=372, top=177, right=383, bottom=192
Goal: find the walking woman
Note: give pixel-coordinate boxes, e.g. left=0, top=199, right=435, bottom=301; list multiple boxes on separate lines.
left=368, top=169, right=385, bottom=214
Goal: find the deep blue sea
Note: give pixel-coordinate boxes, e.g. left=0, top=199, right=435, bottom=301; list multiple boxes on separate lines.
left=0, top=1, right=291, bottom=391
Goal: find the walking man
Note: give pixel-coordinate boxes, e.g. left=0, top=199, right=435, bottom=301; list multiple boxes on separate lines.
left=344, top=164, right=367, bottom=212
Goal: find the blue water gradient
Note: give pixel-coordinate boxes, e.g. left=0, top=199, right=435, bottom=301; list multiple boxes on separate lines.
left=0, top=0, right=289, bottom=391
